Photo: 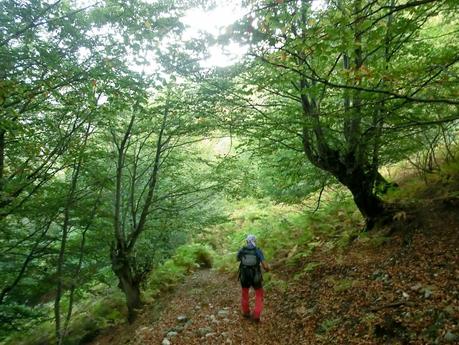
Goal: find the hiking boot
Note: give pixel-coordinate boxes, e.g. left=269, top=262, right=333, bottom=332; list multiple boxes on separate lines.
left=242, top=312, right=251, bottom=319
left=251, top=315, right=261, bottom=323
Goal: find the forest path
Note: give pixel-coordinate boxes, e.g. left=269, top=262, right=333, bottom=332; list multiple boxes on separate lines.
left=90, top=196, right=459, bottom=345
left=91, top=268, right=297, bottom=345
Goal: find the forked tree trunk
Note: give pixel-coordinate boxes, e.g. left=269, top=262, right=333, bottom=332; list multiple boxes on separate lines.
left=111, top=250, right=142, bottom=323
left=110, top=101, right=170, bottom=322
left=302, top=131, right=387, bottom=229
left=297, top=0, right=390, bottom=229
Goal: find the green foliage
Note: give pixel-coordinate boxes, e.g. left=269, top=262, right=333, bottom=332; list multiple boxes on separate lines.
left=2, top=289, right=126, bottom=345
left=332, top=279, right=356, bottom=293
left=293, top=262, right=322, bottom=282
left=145, top=243, right=215, bottom=298
left=209, top=200, right=308, bottom=272
left=1, top=0, right=458, bottom=342
left=218, top=0, right=459, bottom=223
left=317, top=317, right=342, bottom=335
left=384, top=144, right=459, bottom=203
left=209, top=190, right=363, bottom=274
left=263, top=273, right=288, bottom=293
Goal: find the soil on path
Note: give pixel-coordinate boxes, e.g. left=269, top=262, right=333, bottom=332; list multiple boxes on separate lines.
left=90, top=268, right=298, bottom=345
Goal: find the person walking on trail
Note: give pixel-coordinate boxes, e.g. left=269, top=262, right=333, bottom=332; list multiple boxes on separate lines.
left=237, top=234, right=270, bottom=322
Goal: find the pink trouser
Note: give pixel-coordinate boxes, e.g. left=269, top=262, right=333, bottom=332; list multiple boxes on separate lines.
left=241, top=287, right=264, bottom=318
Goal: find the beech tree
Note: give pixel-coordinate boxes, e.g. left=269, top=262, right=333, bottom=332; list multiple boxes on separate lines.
left=219, top=0, right=459, bottom=227
left=103, top=78, right=220, bottom=321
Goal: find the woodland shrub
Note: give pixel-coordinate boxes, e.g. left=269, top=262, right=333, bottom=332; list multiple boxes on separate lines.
left=145, top=243, right=214, bottom=298
left=2, top=290, right=126, bottom=345
left=211, top=192, right=363, bottom=274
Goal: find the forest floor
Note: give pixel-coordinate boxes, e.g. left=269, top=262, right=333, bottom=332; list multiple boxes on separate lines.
left=89, top=193, right=459, bottom=344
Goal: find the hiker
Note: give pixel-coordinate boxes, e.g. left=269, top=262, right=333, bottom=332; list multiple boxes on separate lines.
left=237, top=234, right=270, bottom=322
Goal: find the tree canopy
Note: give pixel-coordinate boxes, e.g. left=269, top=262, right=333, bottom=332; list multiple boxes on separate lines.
left=0, top=0, right=458, bottom=343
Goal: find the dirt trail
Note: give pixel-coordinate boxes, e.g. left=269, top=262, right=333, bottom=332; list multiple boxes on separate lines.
left=91, top=269, right=299, bottom=345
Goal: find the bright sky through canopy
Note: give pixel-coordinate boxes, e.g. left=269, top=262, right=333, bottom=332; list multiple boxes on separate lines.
left=182, top=3, right=247, bottom=68
left=77, top=0, right=326, bottom=71
left=182, top=0, right=326, bottom=68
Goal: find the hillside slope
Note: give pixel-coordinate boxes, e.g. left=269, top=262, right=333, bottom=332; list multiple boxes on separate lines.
left=90, top=168, right=459, bottom=345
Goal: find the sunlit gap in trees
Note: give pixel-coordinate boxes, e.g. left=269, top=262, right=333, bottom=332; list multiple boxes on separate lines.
left=74, top=0, right=326, bottom=105
left=75, top=0, right=325, bottom=73
left=73, top=0, right=248, bottom=108
left=182, top=2, right=247, bottom=68
left=182, top=0, right=326, bottom=68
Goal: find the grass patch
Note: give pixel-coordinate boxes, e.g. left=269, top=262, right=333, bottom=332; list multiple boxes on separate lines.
left=333, top=278, right=356, bottom=292
left=317, top=317, right=341, bottom=335
left=303, top=261, right=322, bottom=273
left=210, top=193, right=363, bottom=273
left=145, top=243, right=215, bottom=297
left=263, top=273, right=289, bottom=292
left=292, top=262, right=322, bottom=281
left=384, top=148, right=459, bottom=203
left=368, top=234, right=391, bottom=247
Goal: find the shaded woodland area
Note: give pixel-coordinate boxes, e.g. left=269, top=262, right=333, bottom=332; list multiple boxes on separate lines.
left=0, top=0, right=458, bottom=344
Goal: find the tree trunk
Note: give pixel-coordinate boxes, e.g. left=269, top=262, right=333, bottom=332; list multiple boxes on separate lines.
left=338, top=168, right=385, bottom=229
left=111, top=250, right=142, bottom=323
left=301, top=133, right=386, bottom=229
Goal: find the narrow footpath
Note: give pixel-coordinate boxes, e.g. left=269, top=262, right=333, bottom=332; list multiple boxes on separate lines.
left=91, top=268, right=301, bottom=345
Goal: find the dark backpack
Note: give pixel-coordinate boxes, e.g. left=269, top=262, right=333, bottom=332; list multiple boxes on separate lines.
left=238, top=247, right=262, bottom=287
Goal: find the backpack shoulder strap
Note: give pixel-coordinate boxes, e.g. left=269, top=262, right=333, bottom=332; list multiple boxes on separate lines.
left=241, top=246, right=256, bottom=256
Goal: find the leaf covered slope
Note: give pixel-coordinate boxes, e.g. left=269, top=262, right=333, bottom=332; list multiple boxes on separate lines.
left=88, top=159, right=459, bottom=345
